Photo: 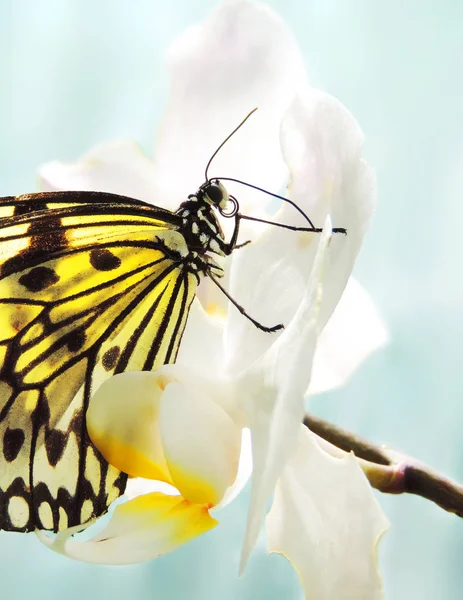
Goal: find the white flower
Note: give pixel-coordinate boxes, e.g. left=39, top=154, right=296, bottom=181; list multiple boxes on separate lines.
left=37, top=1, right=389, bottom=597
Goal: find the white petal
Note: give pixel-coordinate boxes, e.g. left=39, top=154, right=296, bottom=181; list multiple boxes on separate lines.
left=224, top=89, right=376, bottom=372
left=224, top=220, right=318, bottom=372
left=125, top=478, right=180, bottom=500
left=213, top=427, right=252, bottom=511
left=88, top=366, right=242, bottom=508
left=238, top=220, right=332, bottom=571
left=309, top=277, right=389, bottom=395
left=266, top=426, right=389, bottom=600
left=175, top=298, right=225, bottom=377
left=87, top=371, right=172, bottom=482
left=159, top=380, right=242, bottom=506
left=281, top=89, right=376, bottom=331
left=37, top=492, right=217, bottom=565
left=154, top=0, right=306, bottom=207
left=39, top=140, right=162, bottom=205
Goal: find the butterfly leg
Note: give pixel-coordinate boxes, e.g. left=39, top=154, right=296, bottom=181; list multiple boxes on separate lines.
left=234, top=240, right=252, bottom=250
left=207, top=271, right=283, bottom=333
left=223, top=213, right=241, bottom=254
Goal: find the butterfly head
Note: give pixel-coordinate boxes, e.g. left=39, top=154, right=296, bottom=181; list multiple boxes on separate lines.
left=200, top=179, right=238, bottom=218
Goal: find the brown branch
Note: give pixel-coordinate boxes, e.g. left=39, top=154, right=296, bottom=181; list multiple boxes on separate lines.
left=304, top=413, right=463, bottom=518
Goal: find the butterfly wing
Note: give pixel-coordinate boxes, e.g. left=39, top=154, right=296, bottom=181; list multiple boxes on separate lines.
left=0, top=192, right=197, bottom=531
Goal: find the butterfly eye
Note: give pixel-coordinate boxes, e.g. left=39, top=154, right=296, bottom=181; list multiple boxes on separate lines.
left=204, top=180, right=229, bottom=208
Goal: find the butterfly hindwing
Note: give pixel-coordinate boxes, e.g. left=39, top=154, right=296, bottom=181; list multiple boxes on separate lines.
left=0, top=192, right=197, bottom=531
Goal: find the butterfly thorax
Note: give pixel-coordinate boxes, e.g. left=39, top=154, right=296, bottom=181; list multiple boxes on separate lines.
left=175, top=181, right=233, bottom=281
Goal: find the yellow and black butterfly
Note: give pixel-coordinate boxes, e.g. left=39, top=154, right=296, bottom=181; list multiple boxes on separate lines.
left=0, top=114, right=346, bottom=534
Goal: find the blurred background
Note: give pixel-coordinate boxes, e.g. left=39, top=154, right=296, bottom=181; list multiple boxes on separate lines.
left=0, top=0, right=462, bottom=598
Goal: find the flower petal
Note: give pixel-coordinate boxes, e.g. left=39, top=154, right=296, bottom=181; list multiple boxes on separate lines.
left=281, top=89, right=376, bottom=331
left=266, top=426, right=389, bottom=600
left=125, top=478, right=180, bottom=500
left=238, top=219, right=332, bottom=571
left=214, top=428, right=252, bottom=511
left=309, top=277, right=389, bottom=395
left=37, top=492, right=217, bottom=565
left=159, top=379, right=242, bottom=506
left=39, top=140, right=161, bottom=204
left=224, top=221, right=318, bottom=372
left=224, top=89, right=376, bottom=372
left=175, top=298, right=225, bottom=377
left=87, top=371, right=172, bottom=483
left=154, top=0, right=306, bottom=207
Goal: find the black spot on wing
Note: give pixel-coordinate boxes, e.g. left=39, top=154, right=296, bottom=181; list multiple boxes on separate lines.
left=3, top=427, right=25, bottom=462
left=89, top=248, right=121, bottom=271
left=19, top=266, right=60, bottom=292
left=64, top=329, right=87, bottom=353
left=31, top=392, right=51, bottom=428
left=101, top=346, right=120, bottom=371
left=44, top=429, right=67, bottom=467
left=1, top=212, right=68, bottom=276
left=14, top=199, right=47, bottom=216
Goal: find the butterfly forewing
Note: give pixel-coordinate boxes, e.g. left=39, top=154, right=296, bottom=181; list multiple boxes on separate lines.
left=0, top=191, right=197, bottom=531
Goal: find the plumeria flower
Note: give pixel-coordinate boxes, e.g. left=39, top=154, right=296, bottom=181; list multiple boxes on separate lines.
left=37, top=1, right=389, bottom=598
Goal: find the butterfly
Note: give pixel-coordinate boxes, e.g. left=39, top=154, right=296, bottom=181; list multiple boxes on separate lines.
left=0, top=114, right=346, bottom=534
left=0, top=180, right=246, bottom=532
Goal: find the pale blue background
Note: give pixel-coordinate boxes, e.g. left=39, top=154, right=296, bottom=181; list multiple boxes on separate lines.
left=1, top=1, right=462, bottom=598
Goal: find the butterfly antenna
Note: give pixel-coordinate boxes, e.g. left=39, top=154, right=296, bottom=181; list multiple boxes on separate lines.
left=204, top=108, right=259, bottom=182
left=238, top=213, right=347, bottom=235
left=211, top=177, right=317, bottom=230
